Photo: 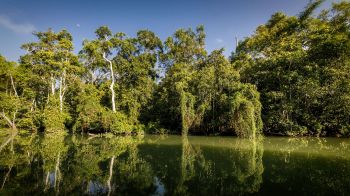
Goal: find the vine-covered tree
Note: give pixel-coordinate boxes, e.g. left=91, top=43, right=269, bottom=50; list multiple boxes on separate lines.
left=151, top=26, right=262, bottom=137
left=233, top=0, right=350, bottom=136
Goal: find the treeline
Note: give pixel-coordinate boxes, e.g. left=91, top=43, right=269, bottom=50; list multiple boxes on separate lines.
left=0, top=0, right=349, bottom=137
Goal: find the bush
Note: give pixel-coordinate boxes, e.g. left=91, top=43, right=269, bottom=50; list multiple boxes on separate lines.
left=145, top=121, right=169, bottom=134
left=42, top=97, right=69, bottom=133
left=101, top=110, right=133, bottom=134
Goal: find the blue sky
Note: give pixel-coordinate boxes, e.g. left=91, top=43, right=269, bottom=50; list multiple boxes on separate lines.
left=0, top=0, right=339, bottom=61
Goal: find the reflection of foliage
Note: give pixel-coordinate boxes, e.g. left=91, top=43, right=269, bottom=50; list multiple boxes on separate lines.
left=1, top=134, right=350, bottom=195
left=40, top=132, right=67, bottom=172
left=60, top=134, right=155, bottom=195
left=64, top=135, right=137, bottom=190
left=175, top=136, right=264, bottom=195
left=175, top=136, right=204, bottom=195
left=39, top=132, right=68, bottom=192
left=0, top=132, right=41, bottom=193
left=180, top=137, right=213, bottom=195
left=263, top=137, right=350, bottom=195
left=112, top=143, right=156, bottom=195
left=230, top=138, right=264, bottom=194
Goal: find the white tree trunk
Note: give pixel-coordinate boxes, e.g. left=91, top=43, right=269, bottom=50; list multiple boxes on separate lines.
left=54, top=153, right=60, bottom=190
left=103, top=52, right=116, bottom=113
left=51, top=75, right=55, bottom=96
left=10, top=75, right=18, bottom=97
left=107, top=156, right=115, bottom=196
left=45, top=171, right=50, bottom=186
left=44, top=171, right=50, bottom=192
left=59, top=70, right=66, bottom=112
left=59, top=95, right=63, bottom=112
left=12, top=111, right=16, bottom=130
left=31, top=99, right=35, bottom=112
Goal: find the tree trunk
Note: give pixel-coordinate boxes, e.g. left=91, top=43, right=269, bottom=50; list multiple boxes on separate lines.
left=59, top=90, right=63, bottom=112
left=44, top=171, right=50, bottom=191
left=59, top=70, right=66, bottom=112
left=107, top=155, right=115, bottom=196
left=10, top=75, right=18, bottom=97
left=54, top=153, right=60, bottom=191
left=12, top=110, right=17, bottom=130
left=103, top=52, right=116, bottom=113
left=51, top=75, right=55, bottom=96
left=31, top=99, right=35, bottom=112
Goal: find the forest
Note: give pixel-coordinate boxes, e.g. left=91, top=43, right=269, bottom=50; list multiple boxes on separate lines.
left=0, top=0, right=349, bottom=138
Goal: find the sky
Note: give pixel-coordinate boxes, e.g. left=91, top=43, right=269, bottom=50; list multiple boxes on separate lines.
left=0, top=0, right=339, bottom=61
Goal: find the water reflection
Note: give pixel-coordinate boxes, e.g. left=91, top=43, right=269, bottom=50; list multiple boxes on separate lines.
left=0, top=132, right=349, bottom=195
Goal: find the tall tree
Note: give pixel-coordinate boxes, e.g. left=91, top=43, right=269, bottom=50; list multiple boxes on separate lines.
left=234, top=0, right=350, bottom=136
left=0, top=56, right=20, bottom=129
left=82, top=26, right=117, bottom=112
left=154, top=26, right=262, bottom=137
left=20, top=29, right=81, bottom=132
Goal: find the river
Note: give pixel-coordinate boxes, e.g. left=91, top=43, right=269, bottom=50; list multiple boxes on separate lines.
left=0, top=132, right=349, bottom=195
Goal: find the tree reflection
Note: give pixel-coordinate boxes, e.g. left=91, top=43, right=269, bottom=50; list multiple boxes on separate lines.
left=63, top=135, right=149, bottom=195
left=229, top=137, right=264, bottom=194
left=262, top=137, right=350, bottom=195
left=40, top=132, right=67, bottom=193
left=175, top=136, right=210, bottom=195
left=111, top=140, right=156, bottom=195
left=174, top=136, right=264, bottom=195
left=1, top=134, right=350, bottom=195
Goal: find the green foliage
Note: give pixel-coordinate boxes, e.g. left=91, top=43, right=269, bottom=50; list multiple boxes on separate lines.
left=229, top=86, right=262, bottom=138
left=73, top=84, right=104, bottom=132
left=144, top=121, right=169, bottom=134
left=42, top=97, right=69, bottom=133
left=1, top=0, right=349, bottom=137
left=234, top=0, right=350, bottom=136
left=100, top=110, right=133, bottom=134
left=0, top=55, right=34, bottom=130
left=153, top=28, right=262, bottom=137
left=73, top=84, right=142, bottom=134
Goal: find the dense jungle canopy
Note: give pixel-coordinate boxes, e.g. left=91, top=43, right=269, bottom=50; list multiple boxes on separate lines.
left=0, top=0, right=349, bottom=137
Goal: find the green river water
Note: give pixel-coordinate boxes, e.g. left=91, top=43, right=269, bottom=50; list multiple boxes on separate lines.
left=0, top=132, right=349, bottom=195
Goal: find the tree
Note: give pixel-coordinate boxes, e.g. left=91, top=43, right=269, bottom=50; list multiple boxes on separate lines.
left=79, top=27, right=162, bottom=134
left=154, top=26, right=262, bottom=137
left=20, top=29, right=81, bottom=132
left=0, top=56, right=19, bottom=129
left=154, top=26, right=206, bottom=135
left=0, top=55, right=34, bottom=130
left=81, top=26, right=117, bottom=113
left=234, top=0, right=350, bottom=136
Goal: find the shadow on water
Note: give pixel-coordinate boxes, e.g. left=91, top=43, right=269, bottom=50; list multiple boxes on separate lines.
left=0, top=131, right=349, bottom=195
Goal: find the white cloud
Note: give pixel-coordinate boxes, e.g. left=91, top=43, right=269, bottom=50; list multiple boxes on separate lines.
left=0, top=15, right=36, bottom=34
left=76, top=23, right=80, bottom=28
left=216, top=38, right=223, bottom=43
